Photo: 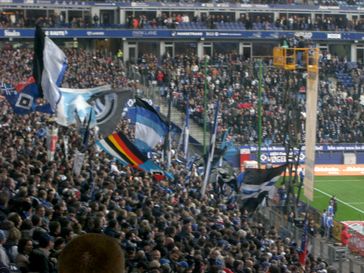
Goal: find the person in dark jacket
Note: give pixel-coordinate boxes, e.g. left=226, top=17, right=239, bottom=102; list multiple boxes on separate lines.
left=29, top=233, right=55, bottom=273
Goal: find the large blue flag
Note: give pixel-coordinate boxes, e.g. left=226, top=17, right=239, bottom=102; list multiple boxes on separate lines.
left=128, top=98, right=168, bottom=154
left=1, top=82, right=52, bottom=115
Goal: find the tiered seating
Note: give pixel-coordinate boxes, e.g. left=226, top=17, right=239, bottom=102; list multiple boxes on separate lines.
left=176, top=21, right=205, bottom=29
left=215, top=22, right=246, bottom=30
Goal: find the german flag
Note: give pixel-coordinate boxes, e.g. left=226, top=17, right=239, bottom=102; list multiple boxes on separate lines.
left=97, top=131, right=174, bottom=180
left=97, top=132, right=147, bottom=167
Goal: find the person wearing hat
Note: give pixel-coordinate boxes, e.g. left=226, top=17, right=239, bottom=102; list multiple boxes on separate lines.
left=176, top=261, right=189, bottom=273
left=58, top=233, right=124, bottom=273
left=29, top=232, right=55, bottom=273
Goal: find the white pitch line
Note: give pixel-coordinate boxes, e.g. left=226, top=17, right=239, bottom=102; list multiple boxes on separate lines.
left=316, top=180, right=364, bottom=182
left=314, top=188, right=364, bottom=214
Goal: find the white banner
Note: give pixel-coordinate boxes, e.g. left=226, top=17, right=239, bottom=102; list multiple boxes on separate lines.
left=72, top=150, right=85, bottom=176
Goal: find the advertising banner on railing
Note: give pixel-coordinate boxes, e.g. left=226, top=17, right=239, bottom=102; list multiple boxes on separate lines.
left=314, top=164, right=364, bottom=176
left=3, top=28, right=364, bottom=41
left=239, top=144, right=364, bottom=165
left=343, top=221, right=364, bottom=257
left=241, top=144, right=364, bottom=152
left=3, top=0, right=364, bottom=11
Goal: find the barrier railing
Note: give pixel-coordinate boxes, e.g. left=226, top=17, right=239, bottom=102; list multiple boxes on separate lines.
left=258, top=206, right=364, bottom=272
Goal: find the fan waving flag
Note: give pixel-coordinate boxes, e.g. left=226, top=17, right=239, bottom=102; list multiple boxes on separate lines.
left=32, top=26, right=132, bottom=132
left=33, top=25, right=68, bottom=111
left=132, top=98, right=168, bottom=153
left=240, top=164, right=287, bottom=211
left=96, top=131, right=173, bottom=180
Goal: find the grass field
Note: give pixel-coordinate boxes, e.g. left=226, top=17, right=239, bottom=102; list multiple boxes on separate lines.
left=304, top=176, right=364, bottom=221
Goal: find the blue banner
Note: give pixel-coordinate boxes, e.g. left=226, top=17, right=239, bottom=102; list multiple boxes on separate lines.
left=1, top=28, right=364, bottom=41
left=241, top=144, right=364, bottom=152
left=236, top=144, right=364, bottom=165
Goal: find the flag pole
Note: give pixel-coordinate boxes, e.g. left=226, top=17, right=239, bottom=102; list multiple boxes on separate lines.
left=203, top=57, right=209, bottom=155
left=218, top=127, right=231, bottom=167
left=184, top=94, right=190, bottom=160
left=257, top=59, right=263, bottom=169
left=165, top=84, right=172, bottom=168
left=201, top=100, right=220, bottom=197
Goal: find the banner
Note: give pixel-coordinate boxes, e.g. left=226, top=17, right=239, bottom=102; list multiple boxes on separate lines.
left=343, top=221, right=364, bottom=257
left=314, top=164, right=364, bottom=176
left=241, top=144, right=364, bottom=152
left=73, top=150, right=85, bottom=176
left=2, top=28, right=364, bottom=41
left=63, top=135, right=69, bottom=159
left=239, top=148, right=251, bottom=171
left=1, top=0, right=363, bottom=11
left=47, top=127, right=58, bottom=161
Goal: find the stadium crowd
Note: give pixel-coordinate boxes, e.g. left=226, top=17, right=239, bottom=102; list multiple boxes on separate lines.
left=0, top=45, right=358, bottom=273
left=0, top=89, right=338, bottom=273
left=1, top=47, right=363, bottom=145
left=127, top=13, right=364, bottom=32
left=2, top=10, right=364, bottom=32
left=131, top=50, right=364, bottom=144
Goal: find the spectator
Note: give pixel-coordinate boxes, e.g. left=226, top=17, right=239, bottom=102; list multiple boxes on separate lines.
left=28, top=233, right=56, bottom=273
left=0, top=230, right=9, bottom=269
left=15, top=238, right=33, bottom=273
left=340, top=225, right=351, bottom=247
left=0, top=46, right=362, bottom=273
left=58, top=233, right=124, bottom=273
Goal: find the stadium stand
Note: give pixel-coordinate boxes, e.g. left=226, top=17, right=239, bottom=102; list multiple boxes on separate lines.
left=0, top=1, right=364, bottom=273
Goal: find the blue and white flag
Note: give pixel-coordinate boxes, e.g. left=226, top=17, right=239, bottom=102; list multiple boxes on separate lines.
left=133, top=97, right=168, bottom=153
left=240, top=164, right=287, bottom=200
left=57, top=85, right=111, bottom=127
left=33, top=25, right=67, bottom=111
left=238, top=165, right=286, bottom=212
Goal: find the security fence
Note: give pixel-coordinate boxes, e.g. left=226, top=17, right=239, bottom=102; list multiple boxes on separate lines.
left=257, top=206, right=364, bottom=273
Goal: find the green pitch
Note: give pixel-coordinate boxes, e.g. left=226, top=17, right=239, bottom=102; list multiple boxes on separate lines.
left=303, top=176, right=364, bottom=221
